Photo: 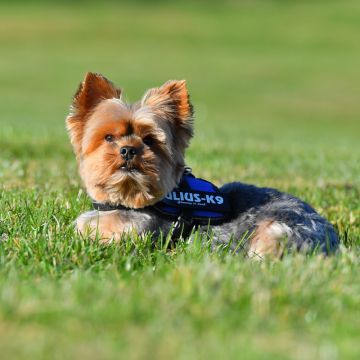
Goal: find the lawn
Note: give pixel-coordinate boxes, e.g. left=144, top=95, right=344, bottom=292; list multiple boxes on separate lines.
left=0, top=1, right=359, bottom=359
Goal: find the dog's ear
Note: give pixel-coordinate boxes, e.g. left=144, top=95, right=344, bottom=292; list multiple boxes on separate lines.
left=66, top=72, right=121, bottom=157
left=141, top=80, right=194, bottom=147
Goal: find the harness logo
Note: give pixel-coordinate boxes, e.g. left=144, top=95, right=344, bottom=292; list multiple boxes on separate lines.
left=165, top=191, right=224, bottom=206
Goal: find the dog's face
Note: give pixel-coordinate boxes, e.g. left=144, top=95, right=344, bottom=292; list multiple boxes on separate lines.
left=66, top=72, right=193, bottom=208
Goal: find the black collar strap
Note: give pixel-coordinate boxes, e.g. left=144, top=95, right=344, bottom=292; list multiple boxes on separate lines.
left=93, top=202, right=129, bottom=212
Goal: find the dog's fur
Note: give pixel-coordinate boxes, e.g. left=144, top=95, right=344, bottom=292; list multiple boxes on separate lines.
left=66, top=72, right=338, bottom=258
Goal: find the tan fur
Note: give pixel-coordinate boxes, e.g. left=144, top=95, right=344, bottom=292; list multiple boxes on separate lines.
left=247, top=220, right=292, bottom=259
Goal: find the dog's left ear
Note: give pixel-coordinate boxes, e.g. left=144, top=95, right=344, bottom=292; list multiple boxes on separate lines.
left=141, top=80, right=194, bottom=147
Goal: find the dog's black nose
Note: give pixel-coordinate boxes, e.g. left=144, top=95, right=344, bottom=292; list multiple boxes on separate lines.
left=120, top=146, right=137, bottom=161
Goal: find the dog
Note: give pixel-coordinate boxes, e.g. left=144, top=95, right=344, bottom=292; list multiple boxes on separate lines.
left=66, top=72, right=339, bottom=258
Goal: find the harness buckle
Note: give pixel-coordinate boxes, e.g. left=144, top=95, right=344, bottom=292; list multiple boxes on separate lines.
left=183, top=166, right=192, bottom=175
left=170, top=214, right=194, bottom=247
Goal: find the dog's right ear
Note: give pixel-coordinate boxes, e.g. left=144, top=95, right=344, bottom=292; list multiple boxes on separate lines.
left=66, top=72, right=121, bottom=157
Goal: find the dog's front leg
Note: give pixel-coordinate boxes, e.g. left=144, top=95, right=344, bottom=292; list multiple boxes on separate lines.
left=75, top=210, right=135, bottom=243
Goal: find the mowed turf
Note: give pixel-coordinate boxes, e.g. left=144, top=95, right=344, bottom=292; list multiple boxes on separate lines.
left=0, top=1, right=359, bottom=359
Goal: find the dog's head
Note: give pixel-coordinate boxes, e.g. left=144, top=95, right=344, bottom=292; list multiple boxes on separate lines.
left=66, top=72, right=194, bottom=208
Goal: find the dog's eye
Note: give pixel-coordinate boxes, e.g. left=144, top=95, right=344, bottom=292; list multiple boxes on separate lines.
left=143, top=135, right=155, bottom=147
left=105, top=134, right=114, bottom=142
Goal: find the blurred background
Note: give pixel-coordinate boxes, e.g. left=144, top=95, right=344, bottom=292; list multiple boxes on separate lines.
left=0, top=2, right=359, bottom=358
left=0, top=0, right=359, bottom=217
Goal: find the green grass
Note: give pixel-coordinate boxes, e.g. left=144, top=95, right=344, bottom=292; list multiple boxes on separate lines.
left=0, top=1, right=359, bottom=359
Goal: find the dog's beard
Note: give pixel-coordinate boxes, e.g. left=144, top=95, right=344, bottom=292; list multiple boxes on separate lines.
left=104, top=167, right=162, bottom=208
left=83, top=150, right=180, bottom=209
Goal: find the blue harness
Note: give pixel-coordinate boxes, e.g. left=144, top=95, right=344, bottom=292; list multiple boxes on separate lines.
left=92, top=171, right=231, bottom=246
left=153, top=172, right=230, bottom=224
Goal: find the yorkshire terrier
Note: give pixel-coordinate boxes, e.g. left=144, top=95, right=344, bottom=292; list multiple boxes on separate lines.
left=66, top=72, right=338, bottom=258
